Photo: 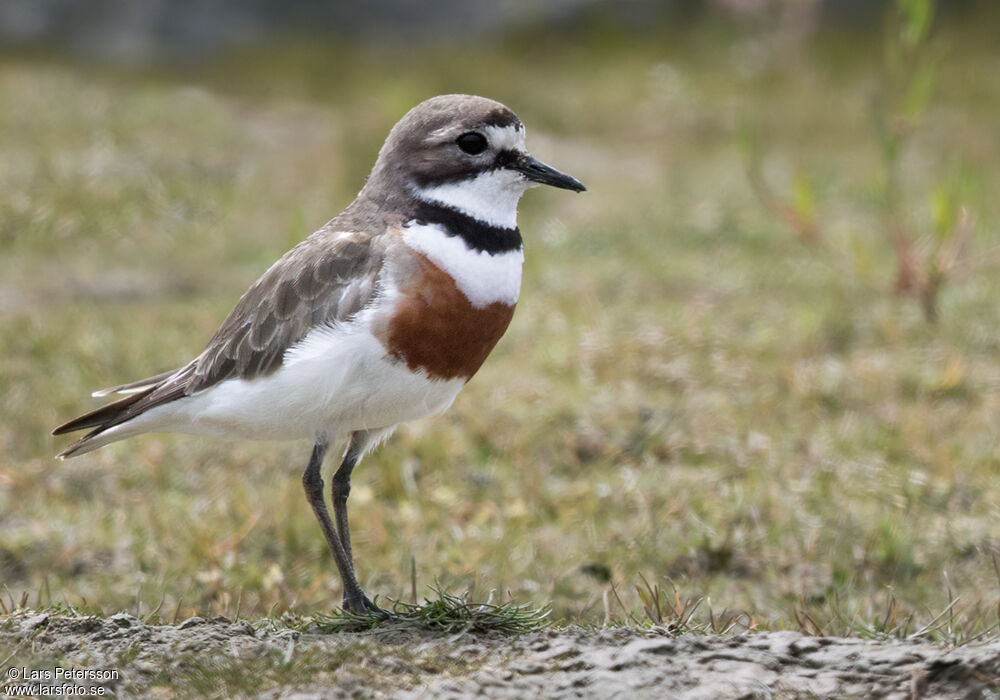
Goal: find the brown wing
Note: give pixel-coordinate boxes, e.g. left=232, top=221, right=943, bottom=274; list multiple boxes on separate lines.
left=186, top=230, right=383, bottom=392
left=54, top=229, right=386, bottom=447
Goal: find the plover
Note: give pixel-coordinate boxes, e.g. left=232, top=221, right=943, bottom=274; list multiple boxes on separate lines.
left=53, top=94, right=585, bottom=613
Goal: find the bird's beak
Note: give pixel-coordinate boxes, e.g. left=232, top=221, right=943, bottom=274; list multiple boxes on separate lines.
left=514, top=154, right=586, bottom=192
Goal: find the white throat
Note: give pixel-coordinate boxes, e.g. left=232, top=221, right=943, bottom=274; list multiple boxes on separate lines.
left=414, top=169, right=528, bottom=230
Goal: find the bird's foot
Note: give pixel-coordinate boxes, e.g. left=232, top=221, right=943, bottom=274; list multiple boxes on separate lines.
left=342, top=591, right=386, bottom=617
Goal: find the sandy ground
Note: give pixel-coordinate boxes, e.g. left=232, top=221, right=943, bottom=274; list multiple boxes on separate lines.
left=1, top=612, right=998, bottom=698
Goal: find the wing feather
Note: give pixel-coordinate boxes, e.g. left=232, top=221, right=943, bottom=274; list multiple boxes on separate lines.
left=54, top=228, right=388, bottom=448
left=186, top=230, right=384, bottom=393
left=90, top=369, right=179, bottom=397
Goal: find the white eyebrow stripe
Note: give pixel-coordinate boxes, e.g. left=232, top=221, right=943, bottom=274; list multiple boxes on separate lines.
left=428, top=123, right=525, bottom=149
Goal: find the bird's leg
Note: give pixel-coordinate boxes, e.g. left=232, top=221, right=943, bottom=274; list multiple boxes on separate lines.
left=331, top=431, right=379, bottom=613
left=332, top=435, right=363, bottom=564
left=301, top=438, right=377, bottom=613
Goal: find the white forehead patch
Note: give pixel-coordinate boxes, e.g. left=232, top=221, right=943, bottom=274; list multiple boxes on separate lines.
left=482, top=124, right=526, bottom=151
left=415, top=169, right=528, bottom=230
left=402, top=221, right=523, bottom=308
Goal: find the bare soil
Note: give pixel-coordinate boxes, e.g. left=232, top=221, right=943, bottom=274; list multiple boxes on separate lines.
left=1, top=612, right=998, bottom=698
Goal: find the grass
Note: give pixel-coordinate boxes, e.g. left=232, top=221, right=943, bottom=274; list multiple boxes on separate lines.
left=2, top=13, right=1000, bottom=644
left=310, top=587, right=550, bottom=635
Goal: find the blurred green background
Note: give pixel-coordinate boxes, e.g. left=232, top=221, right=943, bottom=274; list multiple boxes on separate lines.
left=1, top=0, right=999, bottom=635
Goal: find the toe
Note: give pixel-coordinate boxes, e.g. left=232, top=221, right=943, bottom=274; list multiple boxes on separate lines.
left=343, top=592, right=382, bottom=615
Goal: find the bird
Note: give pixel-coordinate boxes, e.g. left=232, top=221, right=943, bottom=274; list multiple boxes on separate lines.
left=53, top=94, right=585, bottom=613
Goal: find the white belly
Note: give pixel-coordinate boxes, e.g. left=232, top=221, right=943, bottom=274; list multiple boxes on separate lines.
left=126, top=319, right=465, bottom=442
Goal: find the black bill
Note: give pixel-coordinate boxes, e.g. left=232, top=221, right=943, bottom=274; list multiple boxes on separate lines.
left=514, top=154, right=586, bottom=192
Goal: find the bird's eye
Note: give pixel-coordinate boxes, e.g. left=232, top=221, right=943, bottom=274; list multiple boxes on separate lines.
left=456, top=132, right=488, bottom=155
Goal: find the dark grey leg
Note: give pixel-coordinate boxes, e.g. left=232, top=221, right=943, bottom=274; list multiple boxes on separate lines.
left=332, top=437, right=361, bottom=562
left=302, top=438, right=377, bottom=613
left=331, top=431, right=379, bottom=612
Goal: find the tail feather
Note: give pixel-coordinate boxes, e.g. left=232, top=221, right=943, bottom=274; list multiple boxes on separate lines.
left=52, top=389, right=155, bottom=436
left=91, top=369, right=178, bottom=397
left=56, top=422, right=146, bottom=459
left=53, top=367, right=190, bottom=459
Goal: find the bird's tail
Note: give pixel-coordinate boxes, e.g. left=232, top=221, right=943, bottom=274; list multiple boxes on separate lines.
left=52, top=388, right=158, bottom=459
